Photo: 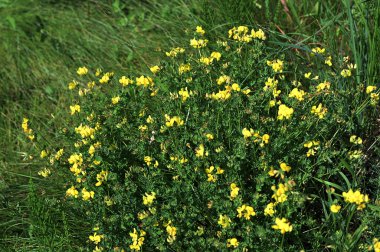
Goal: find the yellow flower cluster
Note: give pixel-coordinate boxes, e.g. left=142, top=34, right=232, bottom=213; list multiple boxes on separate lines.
left=22, top=118, right=35, bottom=141
left=66, top=185, right=79, bottom=198
left=165, top=47, right=185, bottom=57
left=136, top=75, right=154, bottom=88
left=75, top=124, right=96, bottom=139
left=143, top=192, right=156, bottom=206
left=38, top=167, right=51, bottom=178
left=70, top=104, right=81, bottom=115
left=342, top=189, right=369, bottom=210
left=228, top=26, right=266, bottom=42
left=190, top=38, right=208, bottom=48
left=272, top=217, right=293, bottom=234
left=82, top=187, right=95, bottom=201
left=195, top=144, right=208, bottom=158
left=77, top=66, right=88, bottom=75
left=89, top=232, right=104, bottom=244
left=230, top=183, right=240, bottom=200
left=179, top=63, right=191, bottom=74
left=199, top=51, right=221, bottom=65
left=330, top=204, right=341, bottom=213
left=316, top=81, right=331, bottom=92
left=267, top=59, right=284, bottom=73
left=350, top=135, right=362, bottom=145
left=165, top=114, right=184, bottom=127
left=95, top=170, right=109, bottom=186
left=166, top=222, right=177, bottom=244
left=218, top=214, right=231, bottom=229
left=304, top=140, right=320, bottom=157
left=370, top=238, right=380, bottom=252
left=119, top=76, right=134, bottom=86
left=68, top=153, right=83, bottom=175
left=277, top=104, right=294, bottom=120
left=99, top=72, right=113, bottom=84
left=236, top=205, right=256, bottom=220
left=178, top=87, right=193, bottom=101
left=227, top=238, right=239, bottom=248
left=149, top=65, right=161, bottom=74
left=264, top=202, right=276, bottom=216
left=217, top=75, right=231, bottom=85
left=195, top=26, right=205, bottom=35
left=289, top=88, right=306, bottom=101
left=366, top=85, right=379, bottom=105
left=129, top=228, right=146, bottom=251
left=205, top=165, right=224, bottom=182
left=311, top=103, right=328, bottom=119
left=242, top=128, right=270, bottom=147
left=310, top=47, right=325, bottom=56
left=271, top=183, right=289, bottom=203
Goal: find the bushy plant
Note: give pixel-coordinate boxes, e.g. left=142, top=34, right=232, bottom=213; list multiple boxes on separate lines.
left=24, top=25, right=380, bottom=251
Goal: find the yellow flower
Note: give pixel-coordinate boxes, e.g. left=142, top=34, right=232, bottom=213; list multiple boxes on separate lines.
left=195, top=144, right=208, bottom=158
left=38, top=168, right=51, bottom=178
left=264, top=202, right=276, bottom=216
left=146, top=115, right=154, bottom=124
left=330, top=204, right=341, bottom=213
left=325, top=55, right=333, bottom=66
left=267, top=59, right=284, bottom=73
left=271, top=183, right=288, bottom=203
left=217, top=75, right=231, bottom=85
left=230, top=183, right=239, bottom=199
left=95, top=170, right=109, bottom=186
left=99, top=72, right=113, bottom=84
left=89, top=232, right=104, bottom=244
left=210, top=51, right=221, bottom=61
left=342, top=189, right=369, bottom=210
left=165, top=114, right=184, bottom=127
left=251, top=28, right=266, bottom=40
left=242, top=128, right=253, bottom=139
left=190, top=38, right=208, bottom=48
left=166, top=224, right=177, bottom=243
left=77, top=66, right=88, bottom=75
left=82, top=188, right=95, bottom=201
left=66, top=185, right=79, bottom=198
left=179, top=63, right=191, bottom=74
left=237, top=205, right=256, bottom=220
left=129, top=228, right=146, bottom=251
left=304, top=72, right=312, bottom=79
left=341, top=69, right=352, bottom=78
left=372, top=238, right=380, bottom=252
left=195, top=26, right=205, bottom=35
left=40, top=150, right=48, bottom=159
left=311, top=103, right=327, bottom=119
left=280, top=162, right=291, bottom=172
left=277, top=104, right=294, bottom=120
left=112, top=96, right=120, bottom=104
left=165, top=47, right=185, bottom=57
left=311, top=47, right=325, bottom=56
left=218, top=214, right=231, bottom=229
left=68, top=80, right=78, bottom=89
left=316, top=81, right=331, bottom=92
left=178, top=87, right=193, bottom=101
left=205, top=133, right=214, bottom=141
left=272, top=218, right=293, bottom=234
left=119, top=76, right=134, bottom=86
left=149, top=65, right=160, bottom=74
left=227, top=238, right=239, bottom=248
left=70, top=104, right=80, bottom=115
left=350, top=135, right=363, bottom=145
left=136, top=75, right=153, bottom=87
left=143, top=192, right=156, bottom=206
left=231, top=83, right=240, bottom=91
left=262, top=134, right=270, bottom=144
left=366, top=85, right=377, bottom=94
left=289, top=88, right=306, bottom=101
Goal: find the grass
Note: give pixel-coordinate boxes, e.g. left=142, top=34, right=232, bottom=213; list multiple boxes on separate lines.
left=0, top=0, right=379, bottom=250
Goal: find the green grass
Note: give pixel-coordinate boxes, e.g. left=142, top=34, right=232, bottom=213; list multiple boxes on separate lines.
left=0, top=0, right=379, bottom=250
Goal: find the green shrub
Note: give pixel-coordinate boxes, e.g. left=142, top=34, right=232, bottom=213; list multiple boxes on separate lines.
left=24, top=25, right=380, bottom=251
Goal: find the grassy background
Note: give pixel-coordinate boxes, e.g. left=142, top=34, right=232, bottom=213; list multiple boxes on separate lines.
left=0, top=0, right=378, bottom=250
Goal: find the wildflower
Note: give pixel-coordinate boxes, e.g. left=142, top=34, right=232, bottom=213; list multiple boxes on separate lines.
left=230, top=183, right=239, bottom=199
left=139, top=125, right=148, bottom=132
left=166, top=223, right=177, bottom=243
left=149, top=65, right=160, bottom=74
left=350, top=135, right=363, bottom=145
left=325, top=55, right=333, bottom=66
left=271, top=183, right=288, bottom=203
left=262, top=134, right=270, bottom=144
left=199, top=57, right=212, bottom=65
left=178, top=87, right=193, bottom=101
left=342, top=189, right=369, bottom=210
left=190, top=38, right=208, bottom=48
left=66, top=185, right=79, bottom=198
left=228, top=26, right=251, bottom=42
left=195, top=26, right=205, bottom=35
left=264, top=202, right=276, bottom=216
left=237, top=205, right=256, bottom=220
left=165, top=114, right=184, bottom=127
left=112, top=96, right=120, bottom=104
left=179, top=63, right=191, bottom=74
left=289, top=88, right=306, bottom=101
left=54, top=148, right=64, bottom=160
left=304, top=140, right=320, bottom=157
left=280, top=162, right=291, bottom=172
left=330, top=204, right=341, bottom=213
left=210, top=52, right=221, bottom=61
left=304, top=72, right=312, bottom=79
left=119, top=76, right=134, bottom=86
left=77, top=66, right=88, bottom=75
left=277, top=104, right=294, bottom=120
left=272, top=218, right=293, bottom=234
left=136, top=75, right=153, bottom=87
left=311, top=103, right=327, bottom=119
left=165, top=47, right=185, bottom=57
left=89, top=232, right=104, bottom=244
left=217, top=75, right=231, bottom=85
left=129, top=228, right=146, bottom=251
left=316, top=81, right=331, bottom=92
left=251, top=28, right=266, bottom=40
left=87, top=81, right=95, bottom=89
left=341, top=69, right=352, bottom=78
left=143, top=192, right=156, bottom=206
left=267, top=59, right=284, bottom=73
left=370, top=93, right=379, bottom=105
left=82, top=188, right=95, bottom=201
left=205, top=133, right=214, bottom=141
left=75, top=124, right=96, bottom=139
left=68, top=80, right=78, bottom=89
left=38, top=168, right=51, bottom=178
left=99, top=72, right=113, bottom=84
left=218, top=214, right=231, bottom=229
left=40, top=150, right=48, bottom=159
left=371, top=238, right=380, bottom=252
left=227, top=238, right=239, bottom=248
left=70, top=104, right=81, bottom=115
left=95, top=170, right=109, bottom=186
left=195, top=144, right=208, bottom=158
left=311, top=47, right=325, bottom=56
left=231, top=83, right=240, bottom=91
left=366, top=86, right=377, bottom=94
